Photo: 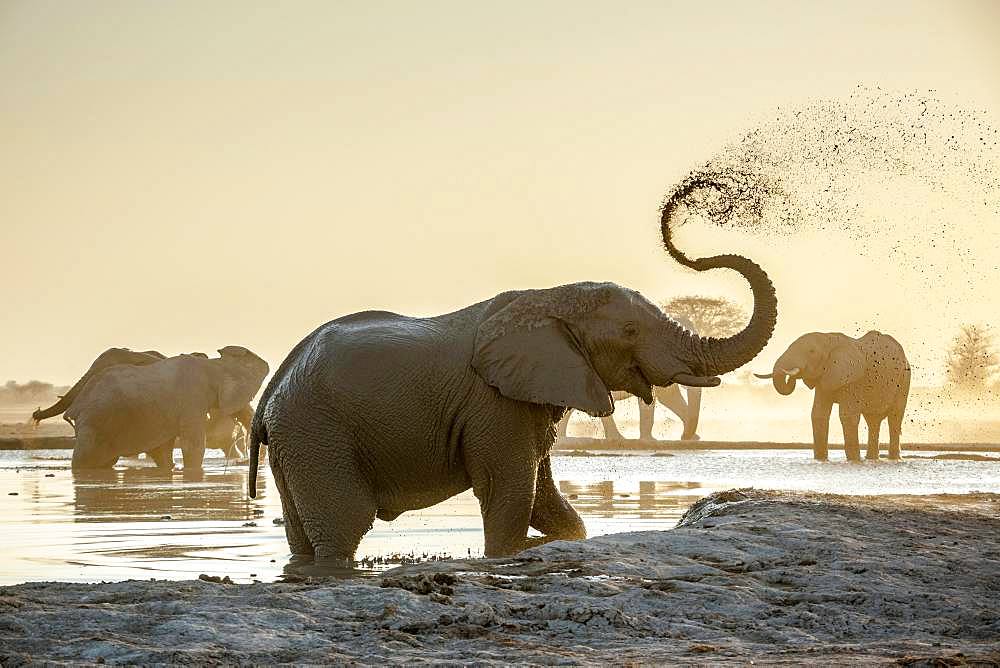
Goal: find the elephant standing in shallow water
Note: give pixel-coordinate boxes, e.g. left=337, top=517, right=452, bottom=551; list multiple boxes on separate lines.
left=756, top=331, right=910, bottom=461
left=35, top=347, right=257, bottom=460
left=250, top=224, right=777, bottom=567
left=67, top=346, right=269, bottom=470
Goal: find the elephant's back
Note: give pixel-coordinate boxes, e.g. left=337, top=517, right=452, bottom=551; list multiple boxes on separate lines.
left=263, top=310, right=465, bottom=414
left=854, top=331, right=911, bottom=407
left=66, top=364, right=144, bottom=421
left=66, top=365, right=177, bottom=449
left=860, top=331, right=909, bottom=373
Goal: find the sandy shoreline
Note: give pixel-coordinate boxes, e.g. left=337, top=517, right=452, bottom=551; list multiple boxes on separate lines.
left=1, top=490, right=998, bottom=665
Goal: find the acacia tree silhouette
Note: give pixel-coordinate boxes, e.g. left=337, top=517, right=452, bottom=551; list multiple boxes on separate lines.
left=945, top=324, right=999, bottom=394
left=661, top=295, right=747, bottom=338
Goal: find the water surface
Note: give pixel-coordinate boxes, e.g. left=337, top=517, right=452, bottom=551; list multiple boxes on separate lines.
left=3, top=448, right=998, bottom=584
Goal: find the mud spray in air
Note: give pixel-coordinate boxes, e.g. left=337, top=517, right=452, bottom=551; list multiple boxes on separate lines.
left=656, top=86, right=1000, bottom=437
left=661, top=86, right=999, bottom=240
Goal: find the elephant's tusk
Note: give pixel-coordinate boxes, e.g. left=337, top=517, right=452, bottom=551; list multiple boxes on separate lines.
left=782, top=367, right=801, bottom=377
left=753, top=372, right=773, bottom=379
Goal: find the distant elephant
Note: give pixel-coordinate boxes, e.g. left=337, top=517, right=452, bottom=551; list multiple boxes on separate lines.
left=557, top=315, right=702, bottom=441
left=67, top=346, right=269, bottom=470
left=557, top=386, right=701, bottom=441
left=249, top=221, right=777, bottom=566
left=755, top=331, right=910, bottom=461
left=35, top=348, right=254, bottom=460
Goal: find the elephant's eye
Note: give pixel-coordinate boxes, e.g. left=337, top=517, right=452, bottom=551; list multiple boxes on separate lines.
left=623, top=322, right=639, bottom=338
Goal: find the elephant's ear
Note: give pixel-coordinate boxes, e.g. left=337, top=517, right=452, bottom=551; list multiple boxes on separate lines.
left=819, top=344, right=865, bottom=393
left=472, top=311, right=613, bottom=417
left=216, top=376, right=252, bottom=416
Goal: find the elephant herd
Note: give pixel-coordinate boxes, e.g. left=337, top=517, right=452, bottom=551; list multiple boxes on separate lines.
left=37, top=202, right=911, bottom=567
left=34, top=346, right=269, bottom=470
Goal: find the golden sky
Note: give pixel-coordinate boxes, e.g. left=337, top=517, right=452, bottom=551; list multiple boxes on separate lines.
left=2, top=0, right=999, bottom=385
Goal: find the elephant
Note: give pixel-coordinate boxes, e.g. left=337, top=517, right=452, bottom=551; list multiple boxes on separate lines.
left=755, top=331, right=910, bottom=461
left=35, top=347, right=255, bottom=460
left=557, top=385, right=701, bottom=441
left=248, top=219, right=777, bottom=567
left=66, top=346, right=269, bottom=471
left=557, top=315, right=702, bottom=441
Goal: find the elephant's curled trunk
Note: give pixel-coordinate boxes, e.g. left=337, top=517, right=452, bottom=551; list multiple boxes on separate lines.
left=771, top=369, right=796, bottom=395
left=660, top=178, right=778, bottom=377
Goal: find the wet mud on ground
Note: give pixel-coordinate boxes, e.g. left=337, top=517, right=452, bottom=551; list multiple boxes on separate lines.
left=1, top=490, right=998, bottom=665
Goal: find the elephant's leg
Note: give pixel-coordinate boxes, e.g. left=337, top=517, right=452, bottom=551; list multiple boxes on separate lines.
left=71, top=427, right=118, bottom=470
left=887, top=381, right=909, bottom=461
left=810, top=395, right=833, bottom=461
left=178, top=419, right=207, bottom=470
left=232, top=429, right=247, bottom=459
left=863, top=414, right=882, bottom=461
left=557, top=408, right=573, bottom=439
left=268, top=446, right=314, bottom=557
left=601, top=415, right=625, bottom=440
left=529, top=457, right=586, bottom=541
left=472, top=460, right=538, bottom=557
left=887, top=407, right=905, bottom=461
left=682, top=387, right=701, bottom=440
left=839, top=405, right=862, bottom=462
left=147, top=441, right=175, bottom=470
left=658, top=385, right=698, bottom=440
left=637, top=398, right=655, bottom=441
left=279, top=435, right=375, bottom=566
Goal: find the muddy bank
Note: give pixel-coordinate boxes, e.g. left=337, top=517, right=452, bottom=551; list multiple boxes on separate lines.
left=1, top=491, right=998, bottom=665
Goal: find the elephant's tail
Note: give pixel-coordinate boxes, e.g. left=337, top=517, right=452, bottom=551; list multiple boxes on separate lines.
left=248, top=407, right=268, bottom=499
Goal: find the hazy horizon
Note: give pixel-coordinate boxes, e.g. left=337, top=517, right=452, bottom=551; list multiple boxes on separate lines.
left=3, top=1, right=999, bottom=386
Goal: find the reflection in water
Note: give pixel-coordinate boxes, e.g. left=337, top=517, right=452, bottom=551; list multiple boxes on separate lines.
left=559, top=480, right=703, bottom=516
left=71, top=466, right=267, bottom=522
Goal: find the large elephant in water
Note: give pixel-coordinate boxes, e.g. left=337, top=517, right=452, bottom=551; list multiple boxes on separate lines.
left=249, top=219, right=777, bottom=567
left=755, top=331, right=910, bottom=461
left=67, top=346, right=269, bottom=470
left=35, top=348, right=255, bottom=460
left=557, top=314, right=702, bottom=441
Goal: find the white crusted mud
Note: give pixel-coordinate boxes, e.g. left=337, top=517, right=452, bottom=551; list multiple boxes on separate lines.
left=1, top=490, right=998, bottom=665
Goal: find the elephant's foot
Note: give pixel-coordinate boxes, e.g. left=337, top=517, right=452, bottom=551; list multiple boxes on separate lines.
left=680, top=432, right=700, bottom=442
left=283, top=554, right=358, bottom=579
left=866, top=452, right=880, bottom=461
left=521, top=534, right=583, bottom=551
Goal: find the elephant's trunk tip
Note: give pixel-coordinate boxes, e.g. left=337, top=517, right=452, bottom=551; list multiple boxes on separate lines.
left=773, top=372, right=797, bottom=396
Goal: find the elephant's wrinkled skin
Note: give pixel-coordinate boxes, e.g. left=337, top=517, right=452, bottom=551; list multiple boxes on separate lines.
left=756, top=331, right=911, bottom=461
left=250, top=226, right=777, bottom=566
left=67, top=347, right=269, bottom=470
left=557, top=315, right=702, bottom=441
left=35, top=348, right=257, bottom=461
